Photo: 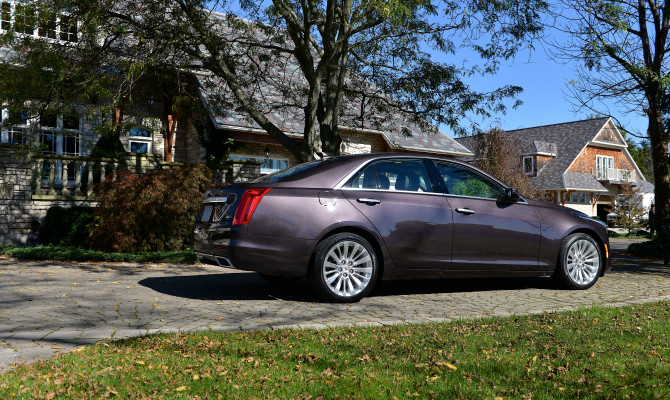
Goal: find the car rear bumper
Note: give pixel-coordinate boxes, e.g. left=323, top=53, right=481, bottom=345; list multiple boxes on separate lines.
left=194, top=225, right=316, bottom=277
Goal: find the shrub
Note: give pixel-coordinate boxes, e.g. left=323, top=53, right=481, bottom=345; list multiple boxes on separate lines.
left=88, top=164, right=211, bottom=252
left=41, top=206, right=95, bottom=246
left=628, top=239, right=665, bottom=259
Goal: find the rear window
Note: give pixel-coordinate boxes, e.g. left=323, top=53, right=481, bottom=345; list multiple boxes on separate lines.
left=252, top=159, right=326, bottom=183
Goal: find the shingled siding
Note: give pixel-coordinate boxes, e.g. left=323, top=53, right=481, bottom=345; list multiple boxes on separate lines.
left=535, top=155, right=553, bottom=176
left=594, top=124, right=620, bottom=143
left=568, top=146, right=637, bottom=177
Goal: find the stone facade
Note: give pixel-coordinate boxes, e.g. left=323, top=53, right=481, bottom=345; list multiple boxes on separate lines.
left=0, top=144, right=97, bottom=245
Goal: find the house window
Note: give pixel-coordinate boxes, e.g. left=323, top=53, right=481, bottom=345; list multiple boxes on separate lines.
left=59, top=15, right=77, bottom=42
left=596, top=155, right=614, bottom=180
left=0, top=2, right=78, bottom=42
left=37, top=10, right=56, bottom=39
left=14, top=2, right=35, bottom=35
left=568, top=192, right=588, bottom=204
left=1, top=2, right=11, bottom=30
left=128, top=127, right=152, bottom=154
left=229, top=154, right=289, bottom=175
left=0, top=108, right=28, bottom=144
left=522, top=156, right=534, bottom=175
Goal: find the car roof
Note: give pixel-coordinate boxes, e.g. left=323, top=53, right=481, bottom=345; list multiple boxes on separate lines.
left=269, top=153, right=481, bottom=189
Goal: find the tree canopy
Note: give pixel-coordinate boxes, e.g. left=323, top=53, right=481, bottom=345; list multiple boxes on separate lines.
left=0, top=0, right=547, bottom=162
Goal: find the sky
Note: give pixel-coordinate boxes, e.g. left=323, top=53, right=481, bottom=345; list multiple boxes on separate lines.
left=454, top=46, right=648, bottom=140
left=446, top=24, right=650, bottom=142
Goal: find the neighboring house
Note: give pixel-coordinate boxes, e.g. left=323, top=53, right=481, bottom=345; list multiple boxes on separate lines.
left=455, top=117, right=654, bottom=220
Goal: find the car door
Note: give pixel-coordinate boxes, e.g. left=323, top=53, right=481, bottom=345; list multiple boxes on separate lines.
left=341, top=159, right=453, bottom=270
left=432, top=161, right=542, bottom=271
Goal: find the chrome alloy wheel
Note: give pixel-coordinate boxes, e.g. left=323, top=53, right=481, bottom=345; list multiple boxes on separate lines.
left=566, top=238, right=600, bottom=285
left=322, top=240, right=374, bottom=298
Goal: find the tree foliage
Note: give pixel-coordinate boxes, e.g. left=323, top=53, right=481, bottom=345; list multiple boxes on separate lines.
left=614, top=183, right=645, bottom=234
left=1, top=0, right=547, bottom=163
left=552, top=0, right=670, bottom=232
left=472, top=127, right=548, bottom=201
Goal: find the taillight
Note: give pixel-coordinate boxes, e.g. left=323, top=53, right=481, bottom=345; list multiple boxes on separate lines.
left=233, top=188, right=271, bottom=225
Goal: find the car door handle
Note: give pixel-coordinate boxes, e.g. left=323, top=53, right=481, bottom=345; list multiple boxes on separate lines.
left=456, top=208, right=476, bottom=215
left=357, top=198, right=381, bottom=205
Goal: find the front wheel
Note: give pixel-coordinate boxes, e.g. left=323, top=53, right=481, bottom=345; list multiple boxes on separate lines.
left=553, top=233, right=602, bottom=289
left=309, top=233, right=378, bottom=303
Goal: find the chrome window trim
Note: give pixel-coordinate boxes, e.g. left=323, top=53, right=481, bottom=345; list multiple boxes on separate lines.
left=340, top=187, right=446, bottom=197
left=444, top=193, right=529, bottom=205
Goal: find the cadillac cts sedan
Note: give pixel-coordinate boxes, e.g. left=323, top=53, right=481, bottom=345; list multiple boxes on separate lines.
left=194, top=153, right=610, bottom=302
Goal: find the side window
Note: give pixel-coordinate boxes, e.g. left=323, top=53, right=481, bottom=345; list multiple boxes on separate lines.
left=434, top=162, right=505, bottom=200
left=372, top=160, right=432, bottom=192
left=345, top=165, right=379, bottom=189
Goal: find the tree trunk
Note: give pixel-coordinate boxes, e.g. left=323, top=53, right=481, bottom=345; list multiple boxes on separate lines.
left=162, top=95, right=178, bottom=162
left=112, top=93, right=128, bottom=136
left=648, top=107, right=670, bottom=238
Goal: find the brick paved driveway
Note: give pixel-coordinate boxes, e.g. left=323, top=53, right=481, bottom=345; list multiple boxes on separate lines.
left=1, top=238, right=668, bottom=372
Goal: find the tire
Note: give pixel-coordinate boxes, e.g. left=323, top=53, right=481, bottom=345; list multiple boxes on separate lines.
left=553, top=233, right=602, bottom=289
left=308, top=233, right=378, bottom=303
left=257, top=273, right=299, bottom=285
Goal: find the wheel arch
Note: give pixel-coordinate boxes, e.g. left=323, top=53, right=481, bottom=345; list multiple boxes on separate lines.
left=563, top=228, right=608, bottom=277
left=311, top=225, right=386, bottom=282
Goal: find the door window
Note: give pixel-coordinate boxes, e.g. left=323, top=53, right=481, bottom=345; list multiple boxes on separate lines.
left=372, top=160, right=432, bottom=192
left=344, top=159, right=433, bottom=192
left=434, top=162, right=505, bottom=200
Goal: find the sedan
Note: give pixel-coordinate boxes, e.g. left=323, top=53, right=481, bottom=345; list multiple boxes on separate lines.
left=194, top=153, right=610, bottom=302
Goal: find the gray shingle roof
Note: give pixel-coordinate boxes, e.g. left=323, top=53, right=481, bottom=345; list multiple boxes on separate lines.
left=196, top=73, right=473, bottom=156
left=563, top=172, right=608, bottom=191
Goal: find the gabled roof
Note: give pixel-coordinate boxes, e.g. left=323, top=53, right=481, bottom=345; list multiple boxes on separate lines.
left=455, top=117, right=650, bottom=192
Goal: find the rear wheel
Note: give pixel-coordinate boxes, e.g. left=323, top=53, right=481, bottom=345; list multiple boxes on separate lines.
left=553, top=233, right=602, bottom=289
left=309, top=233, right=378, bottom=302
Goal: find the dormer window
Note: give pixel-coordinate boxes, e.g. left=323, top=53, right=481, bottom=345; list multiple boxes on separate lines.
left=522, top=156, right=534, bottom=175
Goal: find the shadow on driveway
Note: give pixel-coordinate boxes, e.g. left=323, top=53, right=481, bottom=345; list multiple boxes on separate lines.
left=139, top=272, right=555, bottom=302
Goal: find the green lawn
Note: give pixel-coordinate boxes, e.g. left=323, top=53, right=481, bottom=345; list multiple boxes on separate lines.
left=2, top=302, right=669, bottom=399
left=0, top=245, right=198, bottom=264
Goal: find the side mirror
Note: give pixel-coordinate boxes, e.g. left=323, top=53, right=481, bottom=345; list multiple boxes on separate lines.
left=504, top=187, right=521, bottom=202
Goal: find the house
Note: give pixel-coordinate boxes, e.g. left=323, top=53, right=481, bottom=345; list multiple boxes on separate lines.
left=0, top=0, right=473, bottom=244
left=455, top=117, right=654, bottom=220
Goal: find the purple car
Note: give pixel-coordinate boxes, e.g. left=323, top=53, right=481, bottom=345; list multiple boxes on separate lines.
left=194, top=153, right=610, bottom=302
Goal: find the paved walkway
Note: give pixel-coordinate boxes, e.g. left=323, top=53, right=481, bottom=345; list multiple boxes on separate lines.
left=1, top=238, right=668, bottom=372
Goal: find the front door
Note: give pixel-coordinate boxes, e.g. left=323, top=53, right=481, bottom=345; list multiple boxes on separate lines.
left=432, top=161, right=542, bottom=271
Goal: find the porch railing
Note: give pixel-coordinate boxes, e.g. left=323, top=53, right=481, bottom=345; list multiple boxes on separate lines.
left=595, top=168, right=636, bottom=183
left=32, top=155, right=119, bottom=198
